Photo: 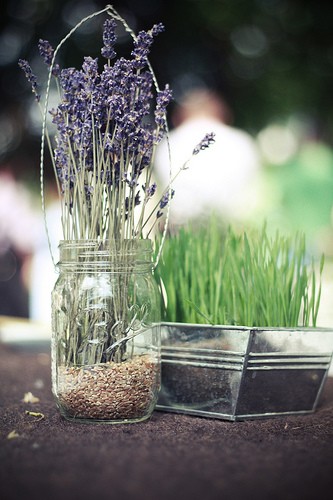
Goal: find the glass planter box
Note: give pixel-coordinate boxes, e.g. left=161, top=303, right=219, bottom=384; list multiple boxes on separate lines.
left=156, top=322, right=333, bottom=420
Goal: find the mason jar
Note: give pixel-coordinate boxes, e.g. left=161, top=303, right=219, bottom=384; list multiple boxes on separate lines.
left=51, top=239, right=161, bottom=424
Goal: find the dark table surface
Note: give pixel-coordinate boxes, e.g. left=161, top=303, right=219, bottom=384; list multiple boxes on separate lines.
left=1, top=342, right=333, bottom=500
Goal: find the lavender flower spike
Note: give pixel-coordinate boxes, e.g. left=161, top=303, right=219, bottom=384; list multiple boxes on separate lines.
left=146, top=182, right=157, bottom=198
left=18, top=59, right=40, bottom=102
left=101, top=18, right=117, bottom=60
left=38, top=39, right=60, bottom=76
left=192, top=132, right=216, bottom=155
left=159, top=189, right=175, bottom=209
left=155, top=84, right=173, bottom=129
left=156, top=189, right=175, bottom=220
left=131, top=23, right=165, bottom=69
left=150, top=23, right=165, bottom=37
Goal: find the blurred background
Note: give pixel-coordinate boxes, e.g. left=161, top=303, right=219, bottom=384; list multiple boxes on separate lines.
left=1, top=0, right=333, bottom=326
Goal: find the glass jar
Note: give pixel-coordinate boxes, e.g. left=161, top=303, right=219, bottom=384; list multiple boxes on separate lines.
left=51, top=239, right=161, bottom=424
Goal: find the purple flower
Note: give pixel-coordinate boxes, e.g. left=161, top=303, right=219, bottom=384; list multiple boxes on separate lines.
left=38, top=39, right=60, bottom=76
left=131, top=23, right=165, bottom=69
left=101, top=18, right=117, bottom=60
left=18, top=59, right=40, bottom=101
left=145, top=182, right=157, bottom=198
left=155, top=84, right=173, bottom=137
left=151, top=23, right=165, bottom=37
left=159, top=189, right=175, bottom=209
left=82, top=57, right=99, bottom=80
left=135, top=191, right=141, bottom=206
left=60, top=68, right=83, bottom=92
left=38, top=39, right=53, bottom=65
left=125, top=191, right=141, bottom=215
left=192, top=132, right=216, bottom=155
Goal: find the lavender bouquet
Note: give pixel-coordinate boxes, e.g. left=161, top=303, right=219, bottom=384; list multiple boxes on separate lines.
left=20, top=9, right=171, bottom=355
left=19, top=15, right=173, bottom=244
left=19, top=6, right=214, bottom=422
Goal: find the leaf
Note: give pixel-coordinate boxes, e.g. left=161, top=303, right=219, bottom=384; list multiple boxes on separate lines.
left=22, top=392, right=40, bottom=404
left=185, top=299, right=214, bottom=325
left=7, top=430, right=20, bottom=439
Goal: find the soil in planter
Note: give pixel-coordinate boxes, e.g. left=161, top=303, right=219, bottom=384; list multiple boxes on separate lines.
left=159, top=335, right=242, bottom=411
left=159, top=364, right=239, bottom=413
left=56, top=354, right=159, bottom=420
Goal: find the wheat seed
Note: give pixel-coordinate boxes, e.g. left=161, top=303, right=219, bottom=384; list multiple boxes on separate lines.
left=57, top=354, right=159, bottom=420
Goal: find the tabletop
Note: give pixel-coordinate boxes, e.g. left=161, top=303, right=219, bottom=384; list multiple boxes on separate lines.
left=1, top=342, right=333, bottom=500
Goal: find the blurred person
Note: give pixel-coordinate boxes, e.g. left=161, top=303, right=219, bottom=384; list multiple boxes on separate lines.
left=154, top=88, right=262, bottom=228
left=0, top=167, right=41, bottom=318
left=28, top=181, right=62, bottom=326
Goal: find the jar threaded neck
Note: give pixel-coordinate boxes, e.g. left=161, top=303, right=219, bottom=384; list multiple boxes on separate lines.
left=57, top=239, right=153, bottom=273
